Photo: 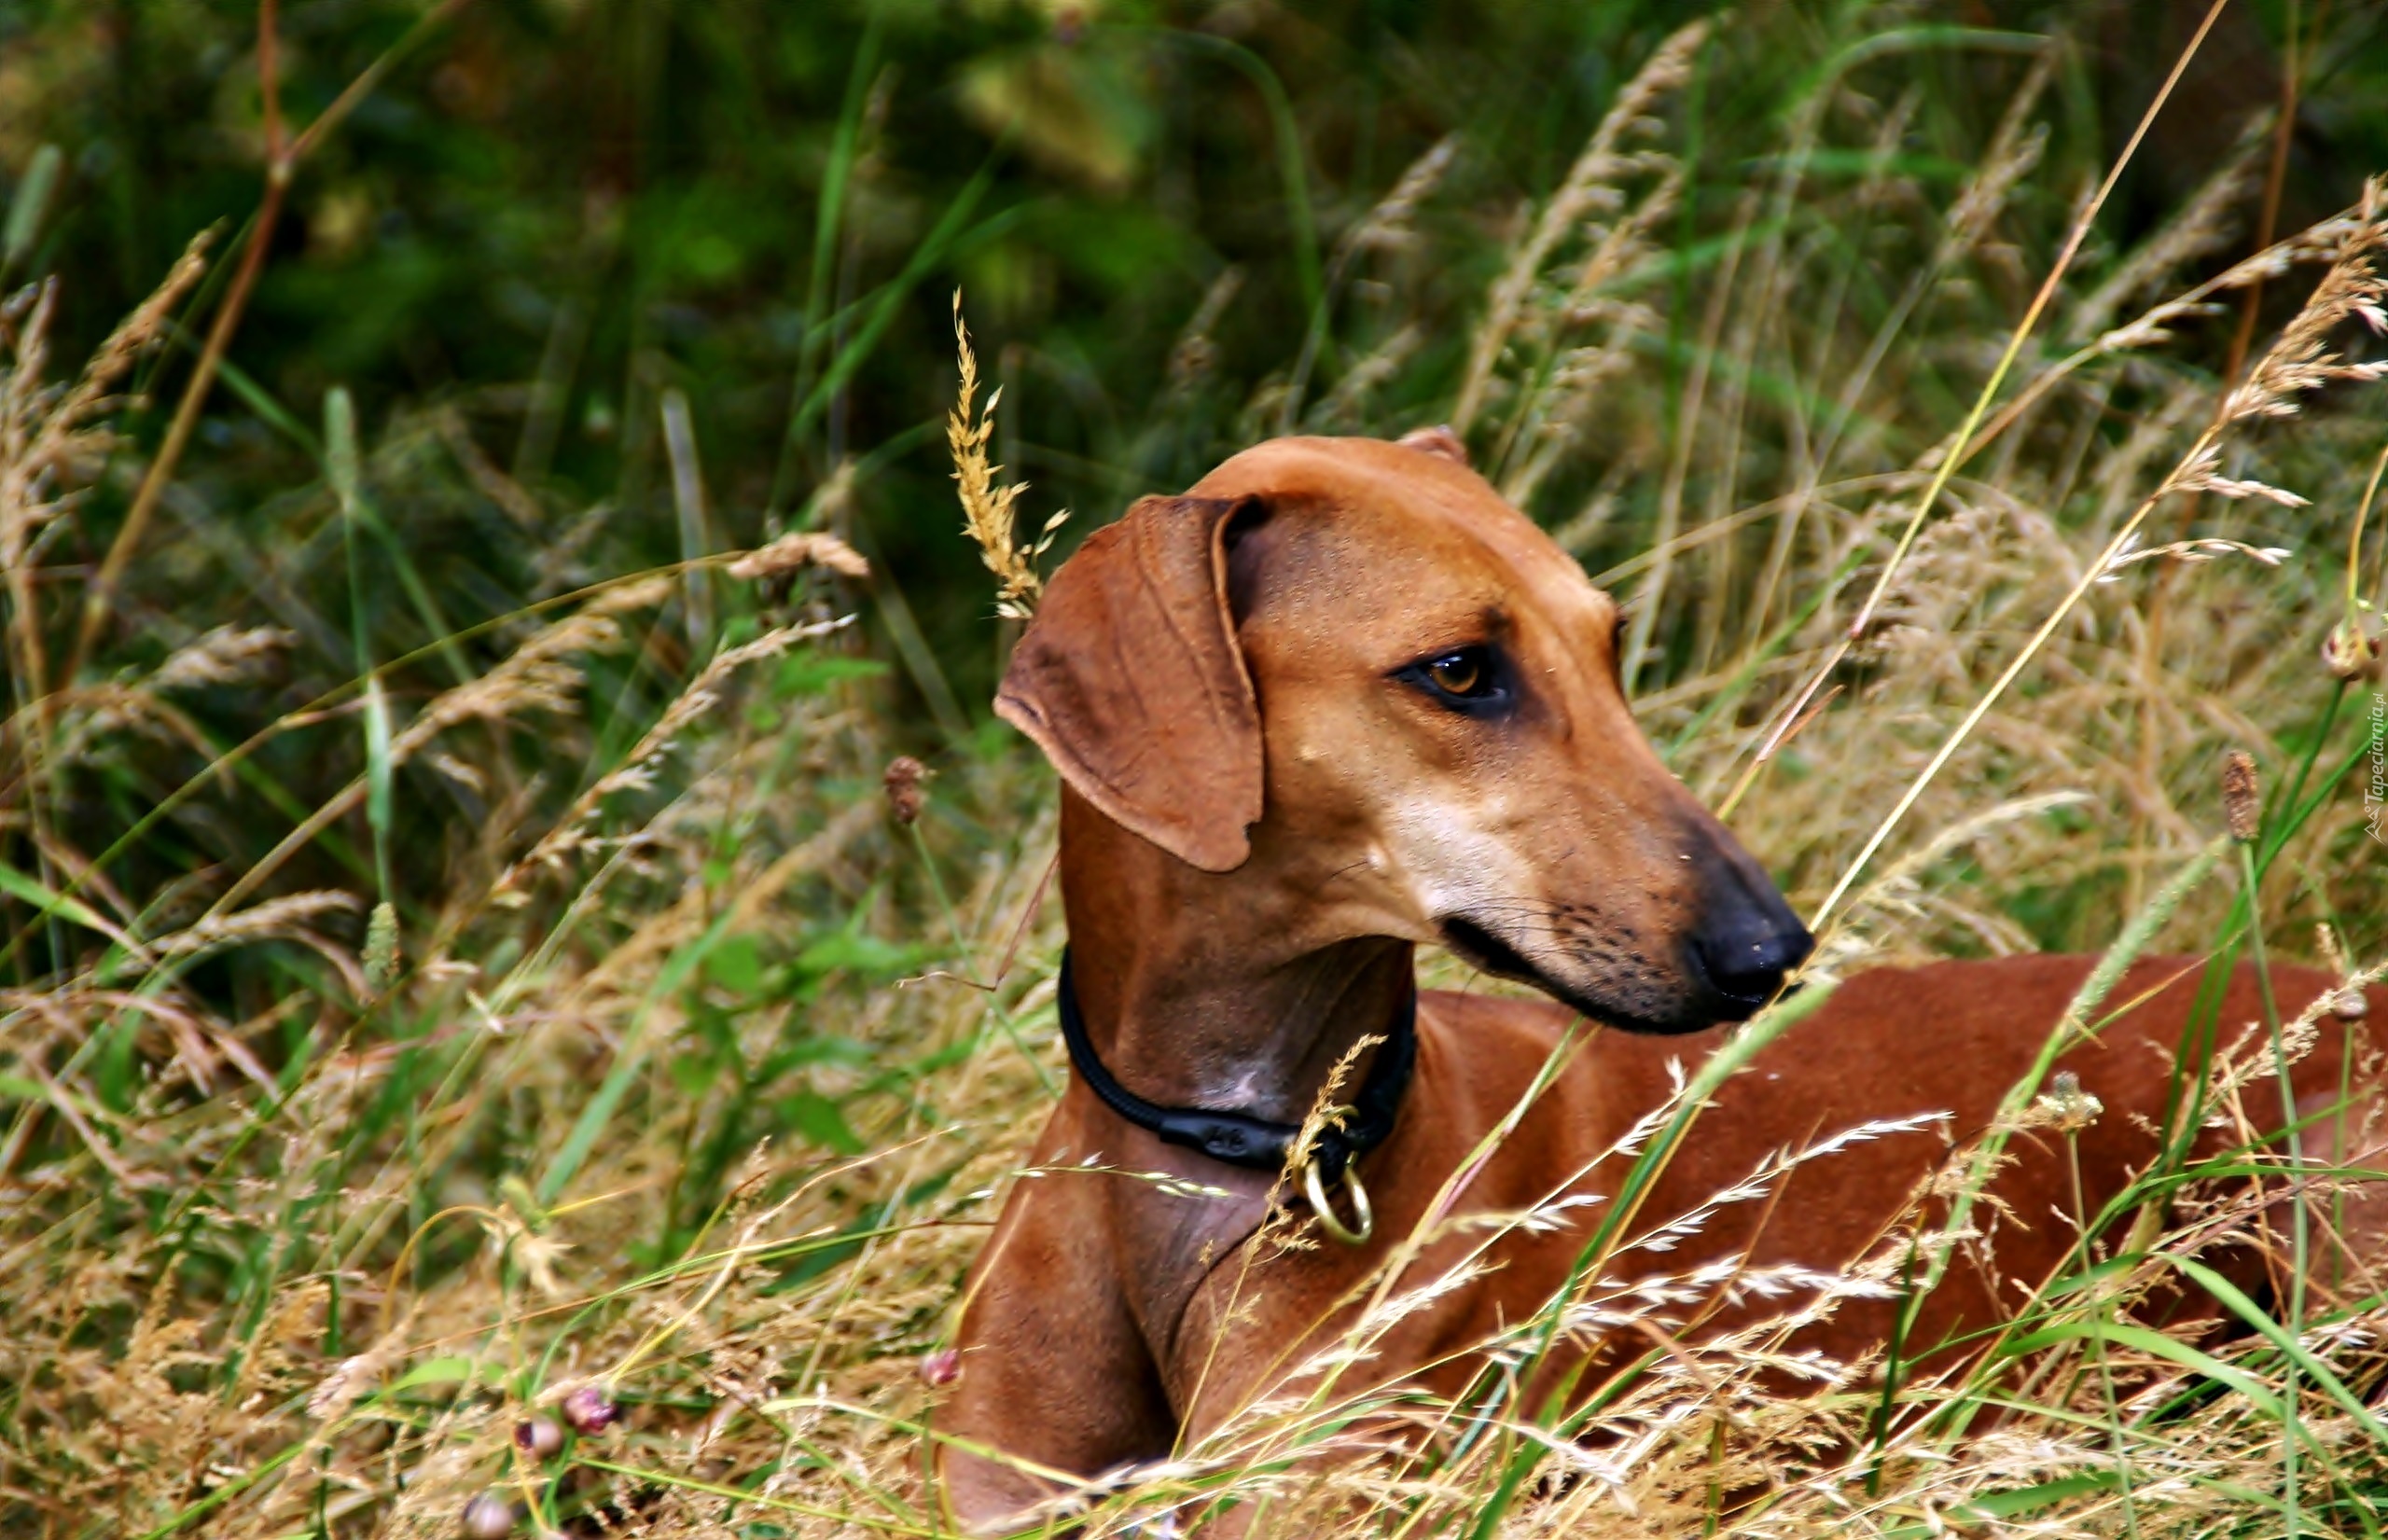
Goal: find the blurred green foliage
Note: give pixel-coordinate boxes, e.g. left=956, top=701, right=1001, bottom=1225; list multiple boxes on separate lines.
left=2, top=0, right=2385, bottom=993
left=6, top=0, right=2373, bottom=724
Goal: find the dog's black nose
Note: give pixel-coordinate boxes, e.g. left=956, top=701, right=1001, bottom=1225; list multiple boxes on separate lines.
left=1678, top=814, right=1815, bottom=1017
left=1688, top=921, right=1813, bottom=1004
left=1685, top=843, right=1814, bottom=1009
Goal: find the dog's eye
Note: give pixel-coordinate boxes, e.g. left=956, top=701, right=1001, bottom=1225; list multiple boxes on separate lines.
left=1397, top=646, right=1509, bottom=712
left=1428, top=652, right=1486, bottom=696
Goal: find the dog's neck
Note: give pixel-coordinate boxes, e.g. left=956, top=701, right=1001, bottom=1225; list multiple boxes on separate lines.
left=1056, top=791, right=1414, bottom=1128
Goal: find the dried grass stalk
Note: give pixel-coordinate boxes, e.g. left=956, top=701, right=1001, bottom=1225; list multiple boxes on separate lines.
left=949, top=293, right=1066, bottom=619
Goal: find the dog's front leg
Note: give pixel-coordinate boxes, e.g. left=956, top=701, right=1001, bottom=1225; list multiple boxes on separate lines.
left=936, top=1164, right=1179, bottom=1531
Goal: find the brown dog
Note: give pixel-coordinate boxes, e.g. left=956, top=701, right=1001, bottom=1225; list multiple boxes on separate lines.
left=936, top=434, right=2383, bottom=1526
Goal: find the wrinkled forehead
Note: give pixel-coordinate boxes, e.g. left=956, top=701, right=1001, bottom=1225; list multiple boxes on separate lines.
left=1189, top=437, right=1616, bottom=650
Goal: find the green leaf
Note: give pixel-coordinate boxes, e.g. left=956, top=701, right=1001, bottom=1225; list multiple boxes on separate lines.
left=704, top=935, right=765, bottom=996
left=0, top=859, right=116, bottom=936
left=1999, top=1320, right=2285, bottom=1418
left=670, top=1051, right=722, bottom=1098
left=4, top=144, right=62, bottom=270
left=779, top=1090, right=865, bottom=1156
left=386, top=1356, right=477, bottom=1392
left=1948, top=1470, right=2121, bottom=1522
left=773, top=651, right=888, bottom=699
left=754, top=1035, right=872, bottom=1081
left=2036, top=1253, right=2134, bottom=1301
left=2168, top=1255, right=2388, bottom=1442
left=795, top=930, right=921, bottom=981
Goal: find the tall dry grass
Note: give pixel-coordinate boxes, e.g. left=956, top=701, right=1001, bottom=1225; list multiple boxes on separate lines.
left=4, top=6, right=2388, bottom=1539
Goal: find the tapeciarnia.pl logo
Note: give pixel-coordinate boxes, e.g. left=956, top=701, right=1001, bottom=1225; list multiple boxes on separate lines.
left=2368, top=691, right=2386, bottom=845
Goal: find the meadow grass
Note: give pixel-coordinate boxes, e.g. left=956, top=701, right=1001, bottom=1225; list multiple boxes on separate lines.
left=4, top=4, right=2388, bottom=1536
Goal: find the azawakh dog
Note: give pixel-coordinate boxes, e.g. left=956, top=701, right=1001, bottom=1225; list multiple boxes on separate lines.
left=933, top=432, right=2386, bottom=1528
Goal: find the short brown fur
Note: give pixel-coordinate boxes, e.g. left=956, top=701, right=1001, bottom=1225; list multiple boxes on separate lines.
left=938, top=436, right=2385, bottom=1527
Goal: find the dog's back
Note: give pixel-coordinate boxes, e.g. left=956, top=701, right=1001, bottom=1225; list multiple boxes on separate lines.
left=1405, top=955, right=2384, bottom=1389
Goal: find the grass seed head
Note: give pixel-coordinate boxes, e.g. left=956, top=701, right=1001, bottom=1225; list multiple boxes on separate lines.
left=883, top=755, right=928, bottom=827
left=2221, top=749, right=2262, bottom=842
left=726, top=528, right=869, bottom=583
left=363, top=899, right=400, bottom=992
left=2033, top=1069, right=2103, bottom=1134
left=949, top=292, right=1065, bottom=618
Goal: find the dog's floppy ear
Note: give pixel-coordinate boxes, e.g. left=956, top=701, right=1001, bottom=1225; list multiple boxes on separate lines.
left=996, top=494, right=1263, bottom=872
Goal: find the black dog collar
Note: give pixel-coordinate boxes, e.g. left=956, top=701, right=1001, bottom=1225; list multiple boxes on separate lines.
left=1054, top=949, right=1417, bottom=1185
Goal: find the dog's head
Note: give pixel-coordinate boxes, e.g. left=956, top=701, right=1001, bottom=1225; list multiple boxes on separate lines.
left=997, top=434, right=1812, bottom=1033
